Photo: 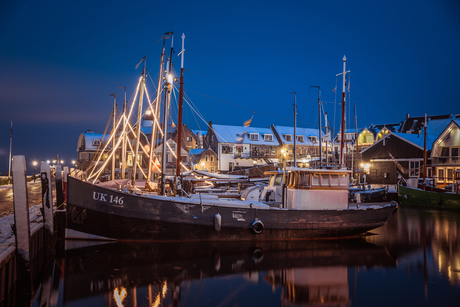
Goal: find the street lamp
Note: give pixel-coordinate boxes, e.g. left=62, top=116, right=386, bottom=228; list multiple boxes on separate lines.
left=33, top=161, right=37, bottom=182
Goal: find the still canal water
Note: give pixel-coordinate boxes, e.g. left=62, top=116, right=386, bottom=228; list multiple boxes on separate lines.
left=30, top=206, right=460, bottom=307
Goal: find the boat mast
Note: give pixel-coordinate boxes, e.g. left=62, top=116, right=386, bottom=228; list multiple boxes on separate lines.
left=111, top=92, right=117, bottom=180
left=175, top=33, right=185, bottom=179
left=339, top=56, right=347, bottom=168
left=354, top=101, right=359, bottom=181
left=131, top=58, right=146, bottom=186
left=147, top=38, right=166, bottom=184
left=422, top=113, right=427, bottom=190
left=160, top=33, right=174, bottom=195
left=119, top=86, right=127, bottom=179
left=310, top=86, right=322, bottom=168
left=292, top=92, right=297, bottom=167
left=8, top=121, right=12, bottom=183
left=325, top=112, right=329, bottom=166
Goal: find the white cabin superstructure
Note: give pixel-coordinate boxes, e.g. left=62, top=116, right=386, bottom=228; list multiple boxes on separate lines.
left=261, top=168, right=351, bottom=210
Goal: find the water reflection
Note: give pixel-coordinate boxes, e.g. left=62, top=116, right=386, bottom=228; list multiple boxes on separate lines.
left=29, top=207, right=460, bottom=306
left=60, top=239, right=394, bottom=307
left=367, top=207, right=460, bottom=286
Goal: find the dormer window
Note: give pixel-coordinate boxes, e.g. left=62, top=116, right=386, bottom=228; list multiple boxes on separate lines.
left=249, top=133, right=259, bottom=141
left=308, top=136, right=317, bottom=143
left=296, top=135, right=304, bottom=143
left=264, top=134, right=273, bottom=141
left=92, top=139, right=101, bottom=146
left=283, top=134, right=292, bottom=142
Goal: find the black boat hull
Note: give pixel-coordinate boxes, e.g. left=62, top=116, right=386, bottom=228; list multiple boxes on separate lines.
left=66, top=176, right=397, bottom=242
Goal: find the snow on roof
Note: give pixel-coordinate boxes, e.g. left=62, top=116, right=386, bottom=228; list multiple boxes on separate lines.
left=192, top=130, right=207, bottom=136
left=273, top=125, right=324, bottom=145
left=82, top=132, right=106, bottom=149
left=211, top=124, right=280, bottom=145
left=426, top=118, right=458, bottom=137
left=189, top=148, right=206, bottom=156
left=392, top=132, right=434, bottom=151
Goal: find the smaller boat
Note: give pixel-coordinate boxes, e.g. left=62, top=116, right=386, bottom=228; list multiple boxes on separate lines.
left=397, top=114, right=460, bottom=209
left=398, top=170, right=460, bottom=209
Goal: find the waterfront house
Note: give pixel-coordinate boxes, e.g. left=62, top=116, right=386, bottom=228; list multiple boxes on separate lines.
left=206, top=122, right=280, bottom=172
left=270, top=125, right=325, bottom=167
left=189, top=148, right=219, bottom=172
left=360, top=131, right=433, bottom=185
left=429, top=119, right=460, bottom=188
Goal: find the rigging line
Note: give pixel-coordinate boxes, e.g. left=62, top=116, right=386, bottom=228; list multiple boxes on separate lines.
left=185, top=69, right=316, bottom=102
left=333, top=75, right=338, bottom=141
left=186, top=71, right=228, bottom=127
left=184, top=88, right=311, bottom=124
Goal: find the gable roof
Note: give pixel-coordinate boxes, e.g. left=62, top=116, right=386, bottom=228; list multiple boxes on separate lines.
left=361, top=131, right=434, bottom=154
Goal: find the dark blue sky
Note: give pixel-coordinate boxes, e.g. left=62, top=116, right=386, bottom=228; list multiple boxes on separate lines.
left=1, top=0, right=459, bottom=174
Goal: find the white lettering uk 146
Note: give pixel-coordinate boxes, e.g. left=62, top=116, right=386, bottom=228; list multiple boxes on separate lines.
left=92, top=191, right=124, bottom=205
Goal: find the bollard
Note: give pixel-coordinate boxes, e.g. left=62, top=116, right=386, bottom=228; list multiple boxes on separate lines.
left=63, top=166, right=69, bottom=203
left=40, top=162, right=55, bottom=256
left=12, top=155, right=32, bottom=298
left=55, top=165, right=64, bottom=209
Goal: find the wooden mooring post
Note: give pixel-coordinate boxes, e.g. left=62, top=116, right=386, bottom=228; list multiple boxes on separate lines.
left=12, top=155, right=32, bottom=296
left=40, top=162, right=55, bottom=256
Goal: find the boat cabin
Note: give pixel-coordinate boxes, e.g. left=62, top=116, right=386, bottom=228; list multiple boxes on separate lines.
left=261, top=168, right=351, bottom=210
left=285, top=168, right=351, bottom=210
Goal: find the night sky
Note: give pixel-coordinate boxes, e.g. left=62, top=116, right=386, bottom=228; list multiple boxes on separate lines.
left=1, top=0, right=459, bottom=175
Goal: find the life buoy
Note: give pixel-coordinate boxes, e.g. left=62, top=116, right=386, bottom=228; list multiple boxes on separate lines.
left=251, top=220, right=264, bottom=234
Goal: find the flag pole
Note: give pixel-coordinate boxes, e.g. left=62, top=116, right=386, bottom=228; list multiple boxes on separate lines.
left=8, top=121, right=13, bottom=184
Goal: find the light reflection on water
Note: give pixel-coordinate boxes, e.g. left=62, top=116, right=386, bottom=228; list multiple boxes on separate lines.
left=31, top=207, right=460, bottom=307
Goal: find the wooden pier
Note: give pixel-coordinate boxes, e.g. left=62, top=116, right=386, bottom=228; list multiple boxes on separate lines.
left=0, top=155, right=65, bottom=305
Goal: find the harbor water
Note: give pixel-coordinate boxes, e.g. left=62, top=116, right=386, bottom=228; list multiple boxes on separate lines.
left=24, top=206, right=460, bottom=306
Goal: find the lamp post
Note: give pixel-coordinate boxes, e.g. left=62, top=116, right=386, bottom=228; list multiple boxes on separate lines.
left=33, top=161, right=37, bottom=182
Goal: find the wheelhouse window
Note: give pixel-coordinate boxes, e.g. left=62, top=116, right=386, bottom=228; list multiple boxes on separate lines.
left=312, top=173, right=320, bottom=186
left=298, top=173, right=310, bottom=187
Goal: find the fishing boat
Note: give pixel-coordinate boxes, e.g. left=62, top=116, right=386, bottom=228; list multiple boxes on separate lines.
left=66, top=36, right=397, bottom=242
left=398, top=171, right=460, bottom=209
left=397, top=115, right=460, bottom=209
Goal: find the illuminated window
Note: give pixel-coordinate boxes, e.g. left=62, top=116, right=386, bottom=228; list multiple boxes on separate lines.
left=410, top=161, right=420, bottom=177
left=438, top=169, right=445, bottom=182
left=249, top=133, right=259, bottom=141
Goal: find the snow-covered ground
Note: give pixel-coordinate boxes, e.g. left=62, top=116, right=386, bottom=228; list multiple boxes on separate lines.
left=0, top=205, right=42, bottom=246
